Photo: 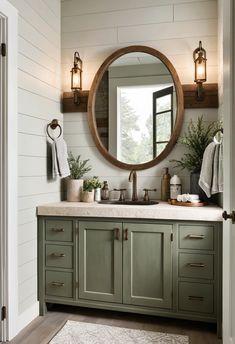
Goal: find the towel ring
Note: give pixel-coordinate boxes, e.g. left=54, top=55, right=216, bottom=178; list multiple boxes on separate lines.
left=46, top=119, right=62, bottom=140
left=213, top=128, right=223, bottom=136
left=213, top=128, right=223, bottom=144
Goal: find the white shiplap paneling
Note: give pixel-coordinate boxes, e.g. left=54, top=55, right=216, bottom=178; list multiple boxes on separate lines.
left=61, top=0, right=211, bottom=17
left=8, top=0, right=61, bottom=319
left=174, top=1, right=217, bottom=21
left=117, top=19, right=217, bottom=45
left=62, top=5, right=173, bottom=33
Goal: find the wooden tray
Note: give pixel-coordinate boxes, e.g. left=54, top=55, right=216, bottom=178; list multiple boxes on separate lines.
left=168, top=199, right=207, bottom=207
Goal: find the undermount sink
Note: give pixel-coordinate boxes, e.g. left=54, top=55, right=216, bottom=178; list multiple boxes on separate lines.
left=98, top=200, right=159, bottom=206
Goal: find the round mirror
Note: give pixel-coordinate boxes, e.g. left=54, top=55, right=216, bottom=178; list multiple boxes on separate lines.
left=88, top=46, right=184, bottom=170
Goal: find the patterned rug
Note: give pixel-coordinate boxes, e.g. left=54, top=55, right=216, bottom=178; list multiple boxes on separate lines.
left=49, top=320, right=189, bottom=344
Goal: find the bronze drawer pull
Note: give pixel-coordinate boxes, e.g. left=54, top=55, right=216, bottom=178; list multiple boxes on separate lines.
left=188, top=295, right=204, bottom=301
left=114, top=228, right=120, bottom=240
left=187, top=263, right=205, bottom=268
left=51, top=281, right=65, bottom=287
left=124, top=228, right=128, bottom=240
left=188, top=234, right=205, bottom=239
left=50, top=253, right=65, bottom=258
left=51, top=228, right=64, bottom=232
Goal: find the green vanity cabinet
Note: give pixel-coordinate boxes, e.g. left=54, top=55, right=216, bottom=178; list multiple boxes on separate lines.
left=38, top=216, right=221, bottom=332
left=38, top=217, right=77, bottom=315
left=176, top=222, right=221, bottom=334
left=78, top=221, right=173, bottom=308
left=79, top=221, right=123, bottom=303
left=123, top=222, right=173, bottom=309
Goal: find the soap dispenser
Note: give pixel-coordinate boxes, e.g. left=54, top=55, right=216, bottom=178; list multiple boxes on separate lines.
left=101, top=181, right=109, bottom=200
left=170, top=175, right=182, bottom=200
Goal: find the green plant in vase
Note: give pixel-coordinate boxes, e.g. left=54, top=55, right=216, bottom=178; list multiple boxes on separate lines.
left=83, top=177, right=102, bottom=202
left=68, top=152, right=91, bottom=179
left=67, top=152, right=92, bottom=202
left=171, top=115, right=219, bottom=199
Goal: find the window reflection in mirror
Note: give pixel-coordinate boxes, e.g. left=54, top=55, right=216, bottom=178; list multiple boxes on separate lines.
left=95, top=52, right=177, bottom=165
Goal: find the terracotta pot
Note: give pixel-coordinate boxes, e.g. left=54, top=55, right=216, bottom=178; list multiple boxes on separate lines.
left=82, top=190, right=95, bottom=203
left=66, top=179, right=83, bottom=202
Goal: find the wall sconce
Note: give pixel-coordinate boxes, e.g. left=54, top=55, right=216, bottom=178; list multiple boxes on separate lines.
left=193, top=41, right=207, bottom=100
left=71, top=51, right=82, bottom=105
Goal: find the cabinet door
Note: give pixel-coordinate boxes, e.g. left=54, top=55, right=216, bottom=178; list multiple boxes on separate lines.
left=123, top=222, right=172, bottom=309
left=79, top=221, right=122, bottom=303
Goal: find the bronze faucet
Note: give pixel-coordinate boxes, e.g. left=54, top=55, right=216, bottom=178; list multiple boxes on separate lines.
left=129, top=170, right=138, bottom=201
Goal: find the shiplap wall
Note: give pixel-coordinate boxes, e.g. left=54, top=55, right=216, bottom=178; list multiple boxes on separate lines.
left=61, top=0, right=218, bottom=198
left=8, top=0, right=61, bottom=316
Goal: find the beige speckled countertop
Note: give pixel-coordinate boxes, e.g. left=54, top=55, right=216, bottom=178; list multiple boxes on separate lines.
left=37, top=201, right=223, bottom=222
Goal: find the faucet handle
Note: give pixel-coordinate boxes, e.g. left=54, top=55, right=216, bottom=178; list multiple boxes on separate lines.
left=143, top=188, right=157, bottom=201
left=114, top=188, right=127, bottom=201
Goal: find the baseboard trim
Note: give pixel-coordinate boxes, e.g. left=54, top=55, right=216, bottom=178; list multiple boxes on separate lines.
left=16, top=302, right=39, bottom=338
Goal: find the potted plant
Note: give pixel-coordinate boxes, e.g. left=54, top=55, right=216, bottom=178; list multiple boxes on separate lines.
left=67, top=152, right=91, bottom=202
left=171, top=116, right=218, bottom=199
left=82, top=177, right=99, bottom=203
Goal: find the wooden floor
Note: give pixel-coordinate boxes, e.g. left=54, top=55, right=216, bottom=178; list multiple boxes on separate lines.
left=6, top=305, right=222, bottom=344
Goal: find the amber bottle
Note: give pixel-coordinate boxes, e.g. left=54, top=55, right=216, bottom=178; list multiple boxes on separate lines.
left=161, top=168, right=171, bottom=201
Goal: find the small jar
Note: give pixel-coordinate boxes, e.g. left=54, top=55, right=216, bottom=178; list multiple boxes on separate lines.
left=94, top=188, right=101, bottom=202
left=101, top=181, right=109, bottom=200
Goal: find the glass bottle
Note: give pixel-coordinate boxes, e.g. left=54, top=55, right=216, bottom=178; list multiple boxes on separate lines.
left=101, top=181, right=109, bottom=200
left=161, top=167, right=171, bottom=201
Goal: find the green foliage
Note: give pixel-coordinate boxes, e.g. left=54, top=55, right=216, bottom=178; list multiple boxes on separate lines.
left=119, top=93, right=154, bottom=164
left=171, top=116, right=218, bottom=173
left=83, top=177, right=101, bottom=192
left=120, top=92, right=140, bottom=163
left=68, top=152, right=91, bottom=179
left=91, top=176, right=101, bottom=189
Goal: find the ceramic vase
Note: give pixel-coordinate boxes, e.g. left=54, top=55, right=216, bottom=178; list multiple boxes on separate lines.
left=82, top=190, right=95, bottom=203
left=67, top=179, right=83, bottom=202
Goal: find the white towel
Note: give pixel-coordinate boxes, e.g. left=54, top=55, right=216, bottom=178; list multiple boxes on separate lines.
left=51, top=141, right=59, bottom=178
left=218, top=142, right=223, bottom=192
left=51, top=137, right=70, bottom=178
left=199, top=142, right=216, bottom=198
left=211, top=144, right=220, bottom=195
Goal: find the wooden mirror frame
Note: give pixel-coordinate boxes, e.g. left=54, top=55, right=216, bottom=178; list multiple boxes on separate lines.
left=88, top=45, right=184, bottom=170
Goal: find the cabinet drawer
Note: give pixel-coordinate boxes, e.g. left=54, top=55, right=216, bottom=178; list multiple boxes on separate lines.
left=45, top=271, right=73, bottom=298
left=45, top=245, right=73, bottom=269
left=179, top=282, right=214, bottom=314
left=179, top=253, right=214, bottom=280
left=179, top=225, right=214, bottom=250
left=45, top=219, right=73, bottom=242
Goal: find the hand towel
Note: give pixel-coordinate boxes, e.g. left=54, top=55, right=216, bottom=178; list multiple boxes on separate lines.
left=51, top=141, right=59, bottom=179
left=51, top=137, right=70, bottom=178
left=218, top=142, right=223, bottom=192
left=211, top=144, right=220, bottom=194
left=199, top=141, right=216, bottom=198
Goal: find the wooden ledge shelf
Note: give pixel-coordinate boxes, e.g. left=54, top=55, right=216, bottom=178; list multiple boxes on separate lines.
left=183, top=83, right=218, bottom=109
left=63, top=91, right=89, bottom=113
left=63, top=84, right=218, bottom=113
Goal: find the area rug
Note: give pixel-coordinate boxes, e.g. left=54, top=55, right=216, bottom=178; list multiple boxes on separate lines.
left=49, top=320, right=189, bottom=344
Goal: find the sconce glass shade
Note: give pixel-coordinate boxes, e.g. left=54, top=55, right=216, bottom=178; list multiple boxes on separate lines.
left=71, top=69, right=81, bottom=89
left=71, top=51, right=82, bottom=91
left=193, top=41, right=207, bottom=83
left=193, top=41, right=207, bottom=100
